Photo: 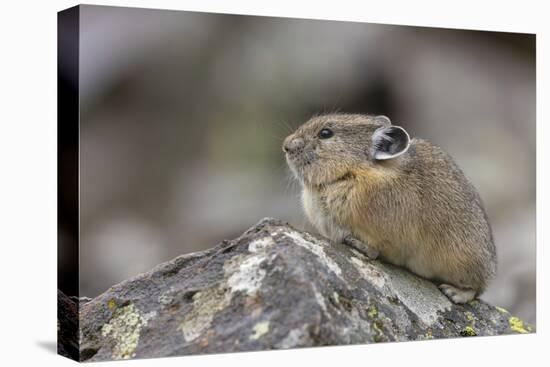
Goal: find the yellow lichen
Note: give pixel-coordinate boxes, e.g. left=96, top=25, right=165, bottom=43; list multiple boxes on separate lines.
left=107, top=299, right=117, bottom=310
left=465, top=312, right=474, bottom=322
left=101, top=303, right=146, bottom=360
left=372, top=319, right=386, bottom=335
left=509, top=317, right=529, bottom=334
left=368, top=306, right=378, bottom=318
left=249, top=321, right=270, bottom=340
left=372, top=319, right=387, bottom=342
left=460, top=326, right=477, bottom=337
left=102, top=324, right=113, bottom=335
left=495, top=306, right=509, bottom=314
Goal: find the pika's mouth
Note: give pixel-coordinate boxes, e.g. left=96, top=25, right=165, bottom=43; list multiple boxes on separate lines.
left=286, top=152, right=355, bottom=188
left=285, top=151, right=316, bottom=170
left=285, top=152, right=313, bottom=183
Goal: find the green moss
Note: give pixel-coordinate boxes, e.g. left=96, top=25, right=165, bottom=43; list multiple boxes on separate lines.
left=460, top=326, right=477, bottom=337
left=509, top=317, right=529, bottom=334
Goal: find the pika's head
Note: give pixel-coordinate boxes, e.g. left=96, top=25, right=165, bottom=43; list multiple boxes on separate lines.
left=282, top=113, right=410, bottom=187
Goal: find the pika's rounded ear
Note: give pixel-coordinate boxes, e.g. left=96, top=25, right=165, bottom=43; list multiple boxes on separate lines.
left=374, top=115, right=392, bottom=126
left=372, top=125, right=410, bottom=160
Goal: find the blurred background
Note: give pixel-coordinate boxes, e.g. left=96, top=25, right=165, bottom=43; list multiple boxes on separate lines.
left=60, top=5, right=536, bottom=324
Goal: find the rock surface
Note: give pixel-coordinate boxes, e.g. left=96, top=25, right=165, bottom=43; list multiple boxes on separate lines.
left=57, top=290, right=79, bottom=360
left=69, top=218, right=533, bottom=361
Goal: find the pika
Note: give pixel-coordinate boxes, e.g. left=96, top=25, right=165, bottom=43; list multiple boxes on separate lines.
left=283, top=113, right=496, bottom=303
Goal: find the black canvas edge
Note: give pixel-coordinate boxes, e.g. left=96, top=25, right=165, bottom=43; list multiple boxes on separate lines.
left=57, top=5, right=80, bottom=362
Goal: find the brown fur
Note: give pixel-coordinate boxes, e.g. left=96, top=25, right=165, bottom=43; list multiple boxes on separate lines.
left=283, top=113, right=497, bottom=301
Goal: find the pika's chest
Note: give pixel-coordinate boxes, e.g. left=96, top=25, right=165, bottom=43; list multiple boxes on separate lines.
left=301, top=188, right=326, bottom=227
left=302, top=184, right=352, bottom=215
left=301, top=184, right=356, bottom=240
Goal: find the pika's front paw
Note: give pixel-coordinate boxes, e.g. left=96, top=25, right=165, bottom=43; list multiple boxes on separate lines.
left=343, top=235, right=379, bottom=260
left=439, top=284, right=476, bottom=304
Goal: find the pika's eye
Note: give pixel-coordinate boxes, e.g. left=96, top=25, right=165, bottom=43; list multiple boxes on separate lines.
left=318, top=128, right=334, bottom=139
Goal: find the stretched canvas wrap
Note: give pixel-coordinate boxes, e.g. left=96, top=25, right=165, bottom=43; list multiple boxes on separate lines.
left=58, top=4, right=536, bottom=362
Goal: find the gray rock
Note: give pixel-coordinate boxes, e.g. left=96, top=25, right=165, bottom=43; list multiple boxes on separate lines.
left=71, top=218, right=533, bottom=361
left=57, top=290, right=79, bottom=360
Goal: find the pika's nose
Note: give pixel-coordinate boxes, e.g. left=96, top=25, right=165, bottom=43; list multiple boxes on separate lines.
left=283, top=137, right=305, bottom=154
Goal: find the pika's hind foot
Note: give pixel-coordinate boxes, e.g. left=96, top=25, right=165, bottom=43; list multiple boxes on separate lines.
left=343, top=235, right=379, bottom=260
left=439, top=284, right=476, bottom=304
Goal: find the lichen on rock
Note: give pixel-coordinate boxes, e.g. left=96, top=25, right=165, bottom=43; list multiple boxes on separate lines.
left=509, top=316, right=530, bottom=334
left=179, top=287, right=231, bottom=342
left=250, top=321, right=270, bottom=340
left=67, top=217, right=534, bottom=362
left=100, top=303, right=147, bottom=360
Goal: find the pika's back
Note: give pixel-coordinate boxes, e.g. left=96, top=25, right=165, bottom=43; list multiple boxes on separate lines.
left=404, top=138, right=491, bottom=228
